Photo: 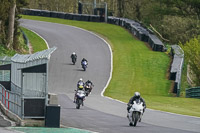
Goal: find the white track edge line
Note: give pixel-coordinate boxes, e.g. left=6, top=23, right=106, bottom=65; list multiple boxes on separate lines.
left=23, top=27, right=49, bottom=49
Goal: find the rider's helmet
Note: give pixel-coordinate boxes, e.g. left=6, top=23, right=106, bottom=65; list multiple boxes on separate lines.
left=73, top=52, right=76, bottom=55
left=134, top=92, right=140, bottom=99
left=79, top=78, right=83, bottom=81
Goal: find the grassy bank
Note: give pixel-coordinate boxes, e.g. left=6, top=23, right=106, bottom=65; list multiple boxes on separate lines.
left=21, top=15, right=200, bottom=117
left=20, top=27, right=47, bottom=52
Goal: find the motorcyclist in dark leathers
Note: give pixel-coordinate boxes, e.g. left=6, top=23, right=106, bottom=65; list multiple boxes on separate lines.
left=85, top=80, right=93, bottom=87
left=71, top=52, right=77, bottom=64
left=85, top=80, right=94, bottom=94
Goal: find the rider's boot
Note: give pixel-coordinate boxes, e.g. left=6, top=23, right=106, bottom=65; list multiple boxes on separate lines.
left=139, top=113, right=143, bottom=122
left=73, top=96, right=76, bottom=103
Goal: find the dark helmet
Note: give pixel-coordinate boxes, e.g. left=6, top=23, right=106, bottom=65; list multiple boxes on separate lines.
left=134, top=92, right=140, bottom=98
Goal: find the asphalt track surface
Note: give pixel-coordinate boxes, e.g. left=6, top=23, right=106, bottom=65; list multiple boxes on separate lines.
left=20, top=19, right=200, bottom=133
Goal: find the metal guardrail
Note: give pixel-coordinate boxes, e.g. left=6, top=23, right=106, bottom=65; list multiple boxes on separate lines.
left=20, top=28, right=29, bottom=47
left=186, top=87, right=200, bottom=98
left=0, top=84, right=22, bottom=117
left=170, top=45, right=184, bottom=97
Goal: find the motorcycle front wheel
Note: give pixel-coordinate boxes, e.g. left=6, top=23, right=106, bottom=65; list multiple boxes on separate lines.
left=132, top=112, right=139, bottom=126
left=76, top=99, right=82, bottom=109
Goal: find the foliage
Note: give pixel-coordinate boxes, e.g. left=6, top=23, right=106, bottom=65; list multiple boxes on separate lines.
left=180, top=36, right=200, bottom=85
left=180, top=61, right=190, bottom=97
left=0, top=0, right=10, bottom=44
left=26, top=0, right=77, bottom=13
left=0, top=0, right=28, bottom=49
left=0, top=44, right=16, bottom=56
left=159, top=16, right=200, bottom=44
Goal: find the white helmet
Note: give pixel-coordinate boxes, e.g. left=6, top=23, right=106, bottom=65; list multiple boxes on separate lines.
left=79, top=78, right=83, bottom=81
left=134, top=92, right=140, bottom=98
left=73, top=52, right=76, bottom=55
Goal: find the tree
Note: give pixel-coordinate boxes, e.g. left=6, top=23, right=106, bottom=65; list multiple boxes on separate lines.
left=180, top=36, right=200, bottom=85
left=7, top=0, right=16, bottom=49
left=0, top=0, right=10, bottom=45
left=159, top=16, right=200, bottom=44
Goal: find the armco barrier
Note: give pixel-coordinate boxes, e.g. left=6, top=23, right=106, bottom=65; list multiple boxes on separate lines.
left=41, top=10, right=51, bottom=17
left=57, top=12, right=66, bottom=19
left=186, top=87, right=200, bottom=98
left=50, top=11, right=58, bottom=18
left=107, top=16, right=165, bottom=52
left=170, top=45, right=184, bottom=96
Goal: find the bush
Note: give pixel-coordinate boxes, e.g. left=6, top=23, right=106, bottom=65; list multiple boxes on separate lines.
left=159, top=16, right=200, bottom=44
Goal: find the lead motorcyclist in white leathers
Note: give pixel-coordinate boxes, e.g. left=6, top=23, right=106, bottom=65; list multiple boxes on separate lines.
left=127, top=92, right=146, bottom=126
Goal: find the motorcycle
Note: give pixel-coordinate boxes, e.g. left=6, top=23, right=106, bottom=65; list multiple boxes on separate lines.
left=127, top=99, right=144, bottom=127
left=71, top=57, right=77, bottom=65
left=84, top=83, right=93, bottom=96
left=81, top=61, right=87, bottom=71
left=74, top=90, right=86, bottom=109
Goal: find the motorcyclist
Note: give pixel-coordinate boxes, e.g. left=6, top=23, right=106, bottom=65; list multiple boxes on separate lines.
left=71, top=52, right=77, bottom=64
left=127, top=92, right=146, bottom=123
left=81, top=58, right=88, bottom=65
left=77, top=78, right=85, bottom=90
left=85, top=80, right=94, bottom=94
left=74, top=78, right=85, bottom=103
left=85, top=80, right=93, bottom=86
left=127, top=92, right=146, bottom=113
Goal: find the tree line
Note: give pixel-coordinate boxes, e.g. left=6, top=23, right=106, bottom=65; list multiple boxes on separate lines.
left=0, top=0, right=27, bottom=52
left=0, top=0, right=199, bottom=85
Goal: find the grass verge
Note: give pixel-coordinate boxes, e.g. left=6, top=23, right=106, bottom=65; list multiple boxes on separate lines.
left=21, top=15, right=200, bottom=117
left=20, top=27, right=48, bottom=52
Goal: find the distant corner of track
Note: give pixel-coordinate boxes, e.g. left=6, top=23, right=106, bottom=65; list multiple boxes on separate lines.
left=23, top=20, right=125, bottom=105
left=62, top=24, right=125, bottom=104
left=59, top=24, right=126, bottom=105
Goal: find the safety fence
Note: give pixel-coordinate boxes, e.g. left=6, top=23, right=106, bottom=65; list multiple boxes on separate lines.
left=0, top=82, right=46, bottom=119
left=21, top=8, right=103, bottom=22
left=0, top=84, right=22, bottom=118
left=186, top=87, right=200, bottom=98
left=107, top=17, right=166, bottom=52
left=20, top=28, right=29, bottom=47
left=169, top=45, right=184, bottom=96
